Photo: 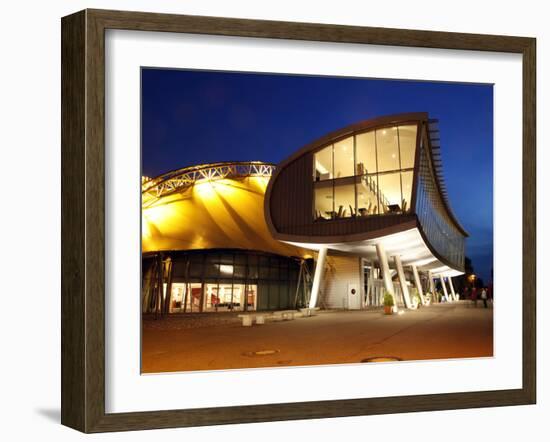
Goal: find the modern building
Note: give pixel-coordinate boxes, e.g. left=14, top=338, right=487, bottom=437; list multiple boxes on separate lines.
left=141, top=162, right=313, bottom=314
left=264, top=113, right=468, bottom=311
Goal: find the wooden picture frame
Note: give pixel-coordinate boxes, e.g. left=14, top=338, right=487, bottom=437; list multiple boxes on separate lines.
left=61, top=8, right=536, bottom=433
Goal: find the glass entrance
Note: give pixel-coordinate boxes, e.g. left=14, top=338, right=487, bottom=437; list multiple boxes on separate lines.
left=203, top=283, right=220, bottom=312
left=169, top=283, right=186, bottom=313
left=185, top=283, right=202, bottom=312
left=245, top=285, right=257, bottom=311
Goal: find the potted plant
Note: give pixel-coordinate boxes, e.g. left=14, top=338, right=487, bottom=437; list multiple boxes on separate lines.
left=383, top=291, right=394, bottom=315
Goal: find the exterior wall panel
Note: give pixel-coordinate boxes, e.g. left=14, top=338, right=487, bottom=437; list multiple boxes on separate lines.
left=321, top=254, right=362, bottom=309
left=269, top=153, right=313, bottom=231
left=415, top=127, right=466, bottom=270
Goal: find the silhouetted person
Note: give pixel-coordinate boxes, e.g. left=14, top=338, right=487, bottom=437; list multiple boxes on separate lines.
left=481, top=287, right=488, bottom=308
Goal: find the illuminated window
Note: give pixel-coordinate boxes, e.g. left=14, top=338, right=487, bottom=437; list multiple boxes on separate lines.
left=356, top=131, right=377, bottom=175
left=312, top=123, right=418, bottom=221
left=398, top=125, right=417, bottom=169
left=378, top=172, right=402, bottom=214
left=185, top=283, right=202, bottom=312
left=314, top=182, right=333, bottom=220
left=401, top=170, right=413, bottom=213
left=376, top=127, right=400, bottom=172
left=219, top=264, right=234, bottom=276
left=203, top=283, right=220, bottom=312
left=333, top=136, right=354, bottom=178
left=169, top=283, right=186, bottom=313
left=313, top=145, right=333, bottom=181
left=334, top=181, right=356, bottom=218
left=356, top=175, right=379, bottom=216
left=245, top=285, right=257, bottom=310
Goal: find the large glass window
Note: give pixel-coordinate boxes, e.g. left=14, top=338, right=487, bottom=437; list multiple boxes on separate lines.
left=169, top=283, right=186, bottom=313
left=185, top=283, right=202, bottom=312
left=398, top=125, right=417, bottom=169
left=356, top=131, right=377, bottom=175
left=334, top=181, right=355, bottom=218
left=313, top=144, right=333, bottom=181
left=143, top=251, right=305, bottom=314
left=356, top=176, right=378, bottom=216
left=245, top=285, right=257, bottom=310
left=314, top=182, right=334, bottom=220
left=376, top=127, right=400, bottom=172
left=312, top=123, right=418, bottom=221
left=203, top=283, right=220, bottom=312
left=401, top=170, right=413, bottom=213
left=378, top=173, right=402, bottom=214
left=333, top=137, right=354, bottom=178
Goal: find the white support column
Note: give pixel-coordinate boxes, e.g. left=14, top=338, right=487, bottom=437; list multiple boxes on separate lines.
left=375, top=243, right=398, bottom=312
left=411, top=265, right=426, bottom=305
left=366, top=260, right=374, bottom=308
left=440, top=275, right=450, bottom=302
left=309, top=247, right=327, bottom=308
left=428, top=271, right=436, bottom=303
left=394, top=255, right=412, bottom=309
left=448, top=277, right=457, bottom=301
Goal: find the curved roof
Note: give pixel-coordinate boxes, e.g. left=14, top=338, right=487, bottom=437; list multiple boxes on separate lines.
left=142, top=162, right=310, bottom=258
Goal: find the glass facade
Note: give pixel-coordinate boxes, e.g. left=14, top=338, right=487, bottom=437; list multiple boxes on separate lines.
left=313, top=124, right=418, bottom=220
left=415, top=137, right=465, bottom=269
left=142, top=250, right=310, bottom=313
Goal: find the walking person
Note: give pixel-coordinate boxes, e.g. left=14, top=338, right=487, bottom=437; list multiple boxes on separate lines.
left=481, top=287, right=488, bottom=308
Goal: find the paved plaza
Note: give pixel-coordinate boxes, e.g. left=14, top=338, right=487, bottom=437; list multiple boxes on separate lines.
left=142, top=301, right=493, bottom=373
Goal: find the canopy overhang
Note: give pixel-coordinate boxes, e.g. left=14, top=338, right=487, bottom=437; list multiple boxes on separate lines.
left=282, top=227, right=464, bottom=277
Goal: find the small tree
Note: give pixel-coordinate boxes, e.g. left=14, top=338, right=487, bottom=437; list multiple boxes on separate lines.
left=383, top=291, right=395, bottom=307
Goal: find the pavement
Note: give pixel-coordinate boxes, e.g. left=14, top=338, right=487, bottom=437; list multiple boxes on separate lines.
left=141, top=301, right=493, bottom=373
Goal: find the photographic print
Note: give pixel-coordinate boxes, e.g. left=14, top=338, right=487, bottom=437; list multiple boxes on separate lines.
left=140, top=68, right=494, bottom=374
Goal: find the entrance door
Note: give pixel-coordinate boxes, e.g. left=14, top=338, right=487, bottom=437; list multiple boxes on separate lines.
left=347, top=283, right=361, bottom=310
left=169, top=283, right=186, bottom=313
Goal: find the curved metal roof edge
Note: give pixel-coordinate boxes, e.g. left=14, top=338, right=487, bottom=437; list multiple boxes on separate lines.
left=142, top=160, right=276, bottom=193
left=425, top=119, right=469, bottom=237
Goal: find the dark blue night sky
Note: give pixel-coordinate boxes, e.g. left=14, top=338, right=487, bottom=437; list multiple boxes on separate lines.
left=142, top=69, right=493, bottom=283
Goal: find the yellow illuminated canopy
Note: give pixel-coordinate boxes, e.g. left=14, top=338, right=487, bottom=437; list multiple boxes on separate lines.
left=142, top=163, right=309, bottom=258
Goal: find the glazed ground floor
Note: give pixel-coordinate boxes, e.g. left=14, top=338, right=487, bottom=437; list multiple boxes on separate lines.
left=142, top=248, right=461, bottom=315
left=142, top=249, right=313, bottom=314
left=142, top=301, right=493, bottom=373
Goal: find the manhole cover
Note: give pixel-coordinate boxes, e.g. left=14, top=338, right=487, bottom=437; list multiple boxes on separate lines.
left=242, top=349, right=280, bottom=357
left=360, top=356, right=402, bottom=363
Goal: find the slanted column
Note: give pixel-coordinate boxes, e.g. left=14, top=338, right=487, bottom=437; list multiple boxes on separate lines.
left=440, top=275, right=450, bottom=302
left=365, top=260, right=375, bottom=308
left=411, top=265, right=426, bottom=305
left=428, top=271, right=436, bottom=302
left=448, top=277, right=457, bottom=301
left=376, top=243, right=398, bottom=312
left=394, top=255, right=412, bottom=309
left=309, top=247, right=327, bottom=308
